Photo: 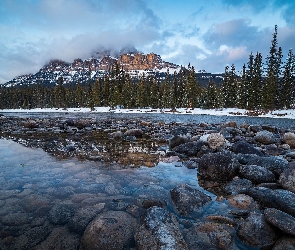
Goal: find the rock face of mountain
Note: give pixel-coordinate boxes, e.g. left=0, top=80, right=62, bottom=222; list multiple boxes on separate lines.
left=5, top=53, right=180, bottom=87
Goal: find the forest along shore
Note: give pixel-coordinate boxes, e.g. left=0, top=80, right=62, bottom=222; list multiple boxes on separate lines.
left=1, top=115, right=295, bottom=248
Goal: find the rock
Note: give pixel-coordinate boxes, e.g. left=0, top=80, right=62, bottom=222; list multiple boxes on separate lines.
left=81, top=211, right=137, bottom=250
left=169, top=135, right=188, bottom=149
left=142, top=199, right=167, bottom=209
left=236, top=154, right=288, bottom=177
left=239, top=165, right=276, bottom=184
left=198, top=152, right=240, bottom=182
left=227, top=194, right=260, bottom=210
left=284, top=132, right=295, bottom=148
left=225, top=178, right=253, bottom=194
left=254, top=130, right=276, bottom=144
left=242, top=187, right=295, bottom=217
left=207, top=133, right=226, bottom=150
left=48, top=204, right=75, bottom=225
left=173, top=141, right=206, bottom=156
left=231, top=140, right=264, bottom=156
left=264, top=208, right=295, bottom=236
left=279, top=166, right=295, bottom=193
left=135, top=207, right=187, bottom=250
left=249, top=125, right=262, bottom=133
left=236, top=211, right=277, bottom=248
left=124, top=129, right=143, bottom=137
left=171, top=127, right=188, bottom=136
left=34, top=226, right=80, bottom=250
left=184, top=222, right=235, bottom=250
left=170, top=184, right=212, bottom=215
left=272, top=236, right=295, bottom=250
left=68, top=205, right=104, bottom=234
left=224, top=121, right=237, bottom=128
left=1, top=212, right=33, bottom=226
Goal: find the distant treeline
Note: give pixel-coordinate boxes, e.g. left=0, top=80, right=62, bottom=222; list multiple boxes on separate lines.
left=0, top=25, right=294, bottom=110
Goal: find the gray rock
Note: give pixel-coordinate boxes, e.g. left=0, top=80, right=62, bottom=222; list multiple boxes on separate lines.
left=231, top=140, right=264, bottom=156
left=48, top=204, right=75, bottom=225
left=184, top=222, right=235, bottom=250
left=242, top=187, right=295, bottom=217
left=124, top=129, right=143, bottom=137
left=284, top=132, right=295, bottom=148
left=279, top=166, right=295, bottom=193
left=173, top=141, right=206, bottom=156
left=254, top=130, right=276, bottom=144
left=1, top=212, right=32, bottom=226
left=169, top=135, right=188, bottom=149
left=236, top=211, right=277, bottom=248
left=68, top=205, right=103, bottom=234
left=142, top=199, right=167, bottom=209
left=264, top=208, right=295, bottom=236
left=225, top=178, right=253, bottom=194
left=272, top=236, right=295, bottom=250
left=170, top=184, right=212, bottom=215
left=207, top=133, right=226, bottom=150
left=81, top=211, right=137, bottom=250
left=135, top=207, right=187, bottom=250
left=198, top=152, right=240, bottom=182
left=239, top=165, right=276, bottom=184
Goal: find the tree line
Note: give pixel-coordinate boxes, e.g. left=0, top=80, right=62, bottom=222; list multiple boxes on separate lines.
left=0, top=25, right=294, bottom=111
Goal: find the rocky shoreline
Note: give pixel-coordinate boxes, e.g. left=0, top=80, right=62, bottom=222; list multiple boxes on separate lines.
left=1, top=115, right=295, bottom=249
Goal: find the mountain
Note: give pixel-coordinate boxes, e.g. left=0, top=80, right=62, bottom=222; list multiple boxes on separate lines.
left=4, top=52, right=181, bottom=87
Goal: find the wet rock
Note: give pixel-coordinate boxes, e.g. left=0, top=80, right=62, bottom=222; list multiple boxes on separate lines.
left=135, top=207, right=187, bottom=250
left=170, top=184, right=212, bottom=215
left=173, top=141, right=206, bottom=156
left=68, top=205, right=104, bottom=234
left=242, top=187, right=295, bottom=217
left=264, top=208, right=295, bottom=236
left=207, top=133, right=226, bottom=150
left=227, top=194, right=259, bottom=210
left=236, top=211, right=277, bottom=248
left=225, top=178, right=253, bottom=194
left=48, top=186, right=74, bottom=199
left=272, top=236, right=295, bottom=250
left=124, top=129, right=143, bottom=137
left=254, top=130, right=276, bottom=144
left=20, top=194, right=51, bottom=213
left=184, top=222, right=235, bottom=250
left=198, top=152, right=240, bottom=182
left=236, top=154, right=288, bottom=177
left=231, top=140, right=264, bottom=156
left=279, top=166, right=295, bottom=193
left=169, top=135, right=188, bottom=149
left=81, top=211, right=137, bottom=250
left=142, top=199, right=167, bottom=209
left=239, top=165, right=276, bottom=184
left=1, top=212, right=33, bottom=226
left=171, top=127, right=188, bottom=136
left=205, top=215, right=237, bottom=227
left=249, top=125, right=262, bottom=133
left=126, top=204, right=141, bottom=217
left=34, top=226, right=80, bottom=250
left=284, top=132, right=295, bottom=148
left=48, top=204, right=75, bottom=225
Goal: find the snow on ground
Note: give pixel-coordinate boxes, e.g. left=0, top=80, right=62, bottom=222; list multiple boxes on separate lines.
left=1, top=107, right=295, bottom=119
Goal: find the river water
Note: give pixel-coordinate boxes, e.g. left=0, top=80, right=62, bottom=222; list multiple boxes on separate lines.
left=1, top=112, right=288, bottom=249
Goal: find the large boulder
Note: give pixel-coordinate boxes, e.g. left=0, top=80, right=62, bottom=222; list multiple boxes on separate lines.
left=284, top=132, right=295, bottom=148
left=184, top=222, right=235, bottom=250
left=254, top=130, right=276, bottom=145
left=236, top=211, right=277, bottom=248
left=198, top=152, right=240, bottom=182
left=135, top=207, right=187, bottom=250
left=238, top=165, right=276, bottom=184
left=236, top=154, right=288, bottom=177
left=242, top=187, right=295, bottom=217
left=231, top=141, right=264, bottom=156
left=81, top=211, right=137, bottom=250
left=170, top=184, right=212, bottom=215
left=264, top=208, right=295, bottom=236
left=279, top=166, right=295, bottom=193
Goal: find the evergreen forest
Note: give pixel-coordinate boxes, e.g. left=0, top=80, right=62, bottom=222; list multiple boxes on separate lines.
left=0, top=25, right=294, bottom=111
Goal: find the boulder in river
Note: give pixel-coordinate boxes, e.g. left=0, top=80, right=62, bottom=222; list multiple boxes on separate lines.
left=135, top=206, right=187, bottom=250
left=170, top=184, right=212, bottom=215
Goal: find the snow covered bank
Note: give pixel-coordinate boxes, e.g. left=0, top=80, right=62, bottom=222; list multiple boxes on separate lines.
left=1, top=107, right=295, bottom=119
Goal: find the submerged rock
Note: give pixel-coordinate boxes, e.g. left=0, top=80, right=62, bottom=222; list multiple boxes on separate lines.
left=81, top=211, right=137, bottom=250
left=48, top=204, right=75, bottom=225
left=135, top=207, right=187, bottom=250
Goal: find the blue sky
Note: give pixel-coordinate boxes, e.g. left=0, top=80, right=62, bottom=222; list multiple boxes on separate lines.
left=1, top=0, right=295, bottom=83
